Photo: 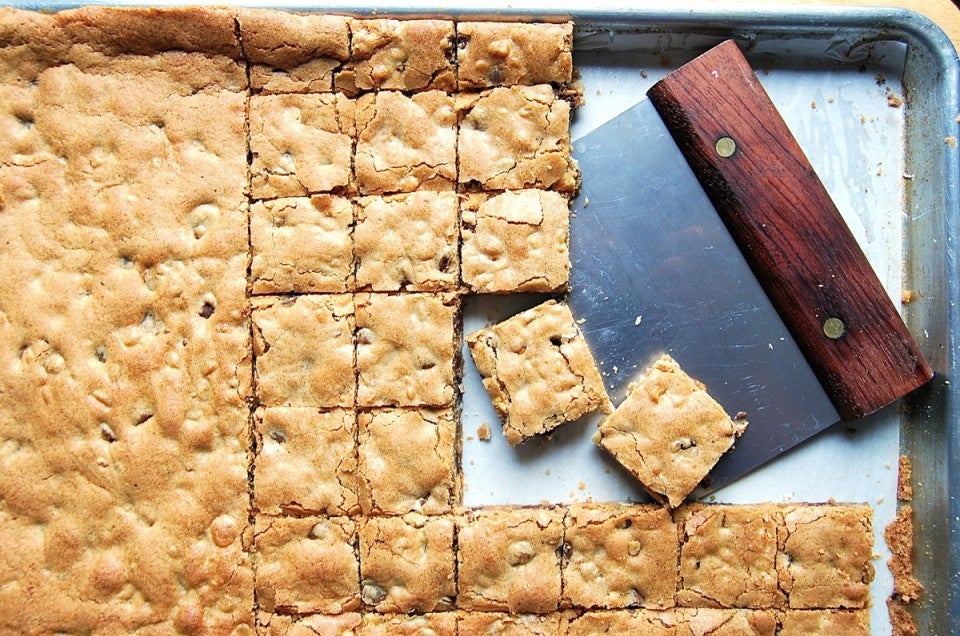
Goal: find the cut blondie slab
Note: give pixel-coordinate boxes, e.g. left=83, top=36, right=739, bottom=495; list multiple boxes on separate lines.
left=778, top=609, right=870, bottom=635
left=457, top=85, right=579, bottom=192
left=357, top=408, right=457, bottom=515
left=562, top=503, right=677, bottom=610
left=250, top=195, right=355, bottom=294
left=458, top=611, right=564, bottom=635
left=561, top=610, right=678, bottom=635
left=359, top=513, right=456, bottom=612
left=676, top=608, right=777, bottom=636
left=456, top=21, right=573, bottom=89
left=253, top=407, right=359, bottom=517
left=252, top=294, right=355, bottom=408
left=258, top=612, right=363, bottom=636
left=249, top=93, right=355, bottom=199
left=777, top=504, right=875, bottom=609
left=355, top=90, right=457, bottom=194
left=236, top=10, right=350, bottom=94
left=678, top=504, right=783, bottom=609
left=594, top=354, right=746, bottom=508
left=339, top=19, right=455, bottom=93
left=461, top=189, right=570, bottom=294
left=457, top=506, right=564, bottom=614
left=356, top=292, right=458, bottom=407
left=466, top=300, right=608, bottom=445
left=355, top=191, right=459, bottom=292
left=254, top=515, right=360, bottom=615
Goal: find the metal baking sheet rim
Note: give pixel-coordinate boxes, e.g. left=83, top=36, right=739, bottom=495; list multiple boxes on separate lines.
left=9, top=1, right=960, bottom=631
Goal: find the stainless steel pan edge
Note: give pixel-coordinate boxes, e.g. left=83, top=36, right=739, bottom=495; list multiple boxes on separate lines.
left=7, top=1, right=960, bottom=631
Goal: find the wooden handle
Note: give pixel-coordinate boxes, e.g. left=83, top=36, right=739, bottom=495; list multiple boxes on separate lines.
left=647, top=39, right=932, bottom=420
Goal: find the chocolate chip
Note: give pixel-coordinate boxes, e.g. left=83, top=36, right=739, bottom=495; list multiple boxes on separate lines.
left=199, top=302, right=215, bottom=319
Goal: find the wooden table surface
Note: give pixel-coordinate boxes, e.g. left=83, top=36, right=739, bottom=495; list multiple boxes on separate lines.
left=771, top=0, right=960, bottom=51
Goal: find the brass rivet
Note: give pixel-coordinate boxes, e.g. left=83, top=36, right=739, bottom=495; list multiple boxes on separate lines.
left=823, top=317, right=845, bottom=339
left=716, top=136, right=736, bottom=158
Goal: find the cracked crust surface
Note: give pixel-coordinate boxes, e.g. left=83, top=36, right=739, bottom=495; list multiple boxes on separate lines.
left=563, top=503, right=677, bottom=610
left=457, top=85, right=578, bottom=192
left=778, top=609, right=869, bottom=635
left=359, top=513, right=455, bottom=613
left=359, top=612, right=457, bottom=635
left=675, top=608, right=777, bottom=635
left=355, top=90, right=456, bottom=194
left=457, top=506, right=564, bottom=614
left=250, top=93, right=355, bottom=199
left=258, top=611, right=363, bottom=635
left=252, top=294, right=356, bottom=408
left=355, top=191, right=459, bottom=292
left=356, top=292, right=458, bottom=407
left=777, top=504, right=874, bottom=609
left=236, top=10, right=350, bottom=94
left=254, top=516, right=360, bottom=615
left=357, top=408, right=456, bottom=516
left=458, top=611, right=564, bottom=635
left=253, top=407, right=359, bottom=517
left=339, top=19, right=455, bottom=93
left=251, top=195, right=355, bottom=294
left=461, top=189, right=570, bottom=293
left=466, top=300, right=608, bottom=445
left=595, top=355, right=745, bottom=508
left=456, top=21, right=573, bottom=90
left=561, top=610, right=679, bottom=635
left=678, top=504, right=784, bottom=609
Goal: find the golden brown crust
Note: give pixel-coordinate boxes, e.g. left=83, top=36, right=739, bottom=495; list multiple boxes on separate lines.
left=595, top=355, right=745, bottom=508
left=561, top=610, right=678, bottom=635
left=355, top=192, right=459, bottom=292
left=563, top=503, right=677, bottom=610
left=253, top=407, right=359, bottom=517
left=355, top=90, right=457, bottom=194
left=359, top=513, right=456, bottom=613
left=252, top=294, right=356, bottom=408
left=250, top=93, right=355, bottom=199
left=459, top=611, right=564, bottom=635
left=355, top=293, right=458, bottom=407
left=778, top=609, right=870, bottom=635
left=461, top=189, right=571, bottom=294
left=258, top=612, right=363, bottom=636
left=457, top=85, right=579, bottom=192
left=456, top=22, right=573, bottom=90
left=886, top=504, right=922, bottom=635
left=457, top=506, right=564, bottom=613
left=357, top=408, right=457, bottom=515
left=359, top=612, right=457, bottom=635
left=675, top=608, right=777, bottom=636
left=777, top=504, right=875, bottom=609
left=341, top=19, right=455, bottom=93
left=254, top=516, right=360, bottom=615
left=251, top=195, right=355, bottom=294
left=466, top=300, right=608, bottom=445
left=678, top=504, right=784, bottom=609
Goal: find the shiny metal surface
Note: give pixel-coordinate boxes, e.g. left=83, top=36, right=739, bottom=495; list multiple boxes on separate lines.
left=568, top=98, right=840, bottom=491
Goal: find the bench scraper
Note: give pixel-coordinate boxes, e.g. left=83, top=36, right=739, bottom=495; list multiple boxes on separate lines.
left=568, top=39, right=932, bottom=493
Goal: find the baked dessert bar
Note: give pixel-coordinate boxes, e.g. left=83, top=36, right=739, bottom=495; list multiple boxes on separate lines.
left=458, top=611, right=564, bottom=635
left=457, top=506, right=564, bottom=613
left=236, top=10, right=350, bottom=94
left=456, top=21, right=573, bottom=90
left=595, top=354, right=746, bottom=508
left=254, top=515, right=360, bottom=615
left=258, top=611, right=363, bottom=635
left=563, top=503, right=677, bottom=610
left=676, top=608, right=777, bottom=636
left=359, top=513, right=456, bottom=613
left=340, top=19, right=456, bottom=93
left=777, top=504, right=874, bottom=609
left=355, top=191, right=459, bottom=292
left=250, top=195, right=355, bottom=294
left=360, top=612, right=457, bottom=635
left=678, top=504, right=784, bottom=608
left=252, top=294, right=356, bottom=408
left=561, top=610, right=677, bottom=635
left=356, top=292, right=458, bottom=407
left=778, top=609, right=870, bottom=635
left=249, top=93, right=355, bottom=199
left=253, top=407, right=359, bottom=517
left=357, top=408, right=457, bottom=515
left=461, top=189, right=571, bottom=294
left=467, top=300, right=608, bottom=445
left=355, top=90, right=457, bottom=194
left=458, top=85, right=579, bottom=192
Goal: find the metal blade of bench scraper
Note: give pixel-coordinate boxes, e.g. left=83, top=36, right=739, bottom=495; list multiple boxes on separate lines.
left=568, top=99, right=840, bottom=494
